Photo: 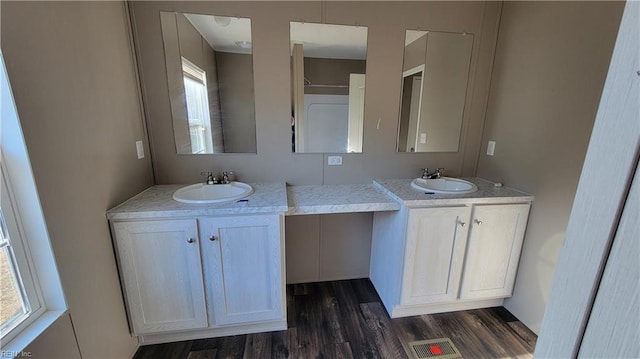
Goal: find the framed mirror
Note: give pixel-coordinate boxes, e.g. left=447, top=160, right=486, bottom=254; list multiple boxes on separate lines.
left=397, top=30, right=473, bottom=153
left=160, top=12, right=256, bottom=154
left=290, top=22, right=368, bottom=153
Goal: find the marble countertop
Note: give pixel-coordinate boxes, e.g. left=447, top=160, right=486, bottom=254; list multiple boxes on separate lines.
left=107, top=178, right=533, bottom=221
left=107, top=182, right=288, bottom=220
left=373, top=177, right=534, bottom=207
left=286, top=184, right=400, bottom=215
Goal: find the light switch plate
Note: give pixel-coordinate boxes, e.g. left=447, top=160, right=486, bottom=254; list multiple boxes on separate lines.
left=136, top=140, right=145, bottom=159
left=419, top=133, right=427, bottom=144
left=328, top=156, right=342, bottom=166
left=487, top=141, right=496, bottom=156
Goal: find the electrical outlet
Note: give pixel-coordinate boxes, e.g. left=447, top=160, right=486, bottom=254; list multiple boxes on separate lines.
left=487, top=141, right=496, bottom=156
left=328, top=156, right=342, bottom=166
left=136, top=140, right=145, bottom=159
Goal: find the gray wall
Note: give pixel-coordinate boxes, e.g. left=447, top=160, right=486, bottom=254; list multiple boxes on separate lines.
left=1, top=1, right=153, bottom=358
left=286, top=213, right=373, bottom=283
left=476, top=1, right=624, bottom=334
left=216, top=52, right=257, bottom=153
left=403, top=34, right=427, bottom=71
left=130, top=1, right=501, bottom=185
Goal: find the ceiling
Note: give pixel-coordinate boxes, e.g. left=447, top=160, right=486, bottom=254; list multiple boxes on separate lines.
left=290, top=22, right=368, bottom=60
left=184, top=13, right=253, bottom=55
left=405, top=30, right=428, bottom=46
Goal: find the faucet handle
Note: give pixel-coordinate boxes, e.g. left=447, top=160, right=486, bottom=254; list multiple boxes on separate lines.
left=225, top=171, right=236, bottom=182
left=421, top=168, right=430, bottom=178
left=200, top=171, right=214, bottom=184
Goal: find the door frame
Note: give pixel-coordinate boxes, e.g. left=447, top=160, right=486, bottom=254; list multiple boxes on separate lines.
left=534, top=1, right=639, bottom=357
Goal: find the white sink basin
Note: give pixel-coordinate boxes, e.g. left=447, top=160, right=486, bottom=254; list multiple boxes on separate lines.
left=173, top=182, right=254, bottom=204
left=411, top=177, right=478, bottom=194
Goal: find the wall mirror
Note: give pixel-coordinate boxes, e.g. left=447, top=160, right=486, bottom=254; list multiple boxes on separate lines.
left=397, top=30, right=473, bottom=153
left=160, top=12, right=256, bottom=154
left=290, top=22, right=368, bottom=153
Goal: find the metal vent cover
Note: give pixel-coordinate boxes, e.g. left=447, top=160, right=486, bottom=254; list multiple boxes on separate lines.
left=408, top=338, right=462, bottom=359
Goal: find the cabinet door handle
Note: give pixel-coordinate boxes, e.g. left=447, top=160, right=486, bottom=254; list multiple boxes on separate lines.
left=474, top=219, right=483, bottom=225
left=187, top=237, right=195, bottom=244
left=209, top=236, right=217, bottom=241
left=459, top=221, right=466, bottom=227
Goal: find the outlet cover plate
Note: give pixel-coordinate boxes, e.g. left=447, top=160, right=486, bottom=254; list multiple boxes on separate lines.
left=328, top=156, right=343, bottom=166
left=136, top=140, right=145, bottom=159
left=487, top=141, right=496, bottom=156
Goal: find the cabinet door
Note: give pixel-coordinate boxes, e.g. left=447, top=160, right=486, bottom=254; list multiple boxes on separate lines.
left=401, top=206, right=471, bottom=305
left=200, top=215, right=284, bottom=326
left=113, top=220, right=208, bottom=334
left=460, top=203, right=531, bottom=300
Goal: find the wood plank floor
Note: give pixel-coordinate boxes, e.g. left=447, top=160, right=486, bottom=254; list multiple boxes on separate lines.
left=133, top=279, right=536, bottom=359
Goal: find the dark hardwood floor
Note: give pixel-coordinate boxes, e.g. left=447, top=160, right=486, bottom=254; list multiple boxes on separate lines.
left=133, top=279, right=536, bottom=359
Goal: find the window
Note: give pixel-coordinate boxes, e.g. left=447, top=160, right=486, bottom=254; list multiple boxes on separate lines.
left=1, top=52, right=66, bottom=355
left=0, top=161, right=45, bottom=345
left=182, top=57, right=214, bottom=154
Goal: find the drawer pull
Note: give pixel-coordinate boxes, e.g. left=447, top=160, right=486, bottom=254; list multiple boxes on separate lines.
left=209, top=236, right=217, bottom=241
left=187, top=237, right=195, bottom=244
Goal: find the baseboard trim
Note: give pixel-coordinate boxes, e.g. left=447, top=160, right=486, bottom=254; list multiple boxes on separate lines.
left=137, top=320, right=287, bottom=345
left=391, top=298, right=504, bottom=318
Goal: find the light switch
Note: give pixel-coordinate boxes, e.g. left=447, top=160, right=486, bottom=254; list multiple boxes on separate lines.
left=328, top=156, right=342, bottom=166
left=487, top=141, right=496, bottom=156
left=136, top=140, right=145, bottom=159
left=419, top=133, right=427, bottom=144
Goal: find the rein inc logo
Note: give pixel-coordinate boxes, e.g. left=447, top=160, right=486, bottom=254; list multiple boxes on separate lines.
left=1, top=351, right=32, bottom=358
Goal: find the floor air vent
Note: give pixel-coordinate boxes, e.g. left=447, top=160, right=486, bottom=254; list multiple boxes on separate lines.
left=408, top=338, right=462, bottom=359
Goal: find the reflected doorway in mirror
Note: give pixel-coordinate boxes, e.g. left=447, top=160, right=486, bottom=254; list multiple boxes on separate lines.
left=290, top=22, right=368, bottom=153
left=397, top=30, right=473, bottom=153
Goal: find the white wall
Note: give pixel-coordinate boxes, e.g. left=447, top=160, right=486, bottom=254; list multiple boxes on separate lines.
left=476, top=1, right=624, bottom=333
left=1, top=2, right=153, bottom=357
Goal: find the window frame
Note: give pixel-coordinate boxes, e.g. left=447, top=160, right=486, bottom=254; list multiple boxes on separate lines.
left=181, top=56, right=214, bottom=154
left=1, top=51, right=67, bottom=356
left=0, top=159, right=46, bottom=344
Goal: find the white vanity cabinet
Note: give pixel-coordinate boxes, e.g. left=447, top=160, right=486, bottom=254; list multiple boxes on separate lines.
left=371, top=194, right=532, bottom=318
left=401, top=206, right=471, bottom=305
left=459, top=203, right=530, bottom=299
left=199, top=215, right=284, bottom=326
left=111, top=214, right=285, bottom=343
left=112, top=219, right=208, bottom=335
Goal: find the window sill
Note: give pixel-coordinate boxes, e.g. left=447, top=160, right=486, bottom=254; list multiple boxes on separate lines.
left=1, top=310, right=67, bottom=358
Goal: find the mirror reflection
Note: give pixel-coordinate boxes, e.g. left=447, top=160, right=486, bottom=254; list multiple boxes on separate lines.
left=290, top=22, right=367, bottom=153
left=160, top=12, right=256, bottom=154
left=397, top=30, right=473, bottom=153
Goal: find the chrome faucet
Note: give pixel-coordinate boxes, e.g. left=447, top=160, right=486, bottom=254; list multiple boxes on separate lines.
left=421, top=168, right=444, bottom=179
left=201, top=171, right=235, bottom=185
left=201, top=171, right=215, bottom=184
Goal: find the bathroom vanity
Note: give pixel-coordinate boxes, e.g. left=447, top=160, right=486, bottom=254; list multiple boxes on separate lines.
left=107, top=178, right=532, bottom=344
left=371, top=178, right=533, bottom=317
left=107, top=183, right=289, bottom=344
